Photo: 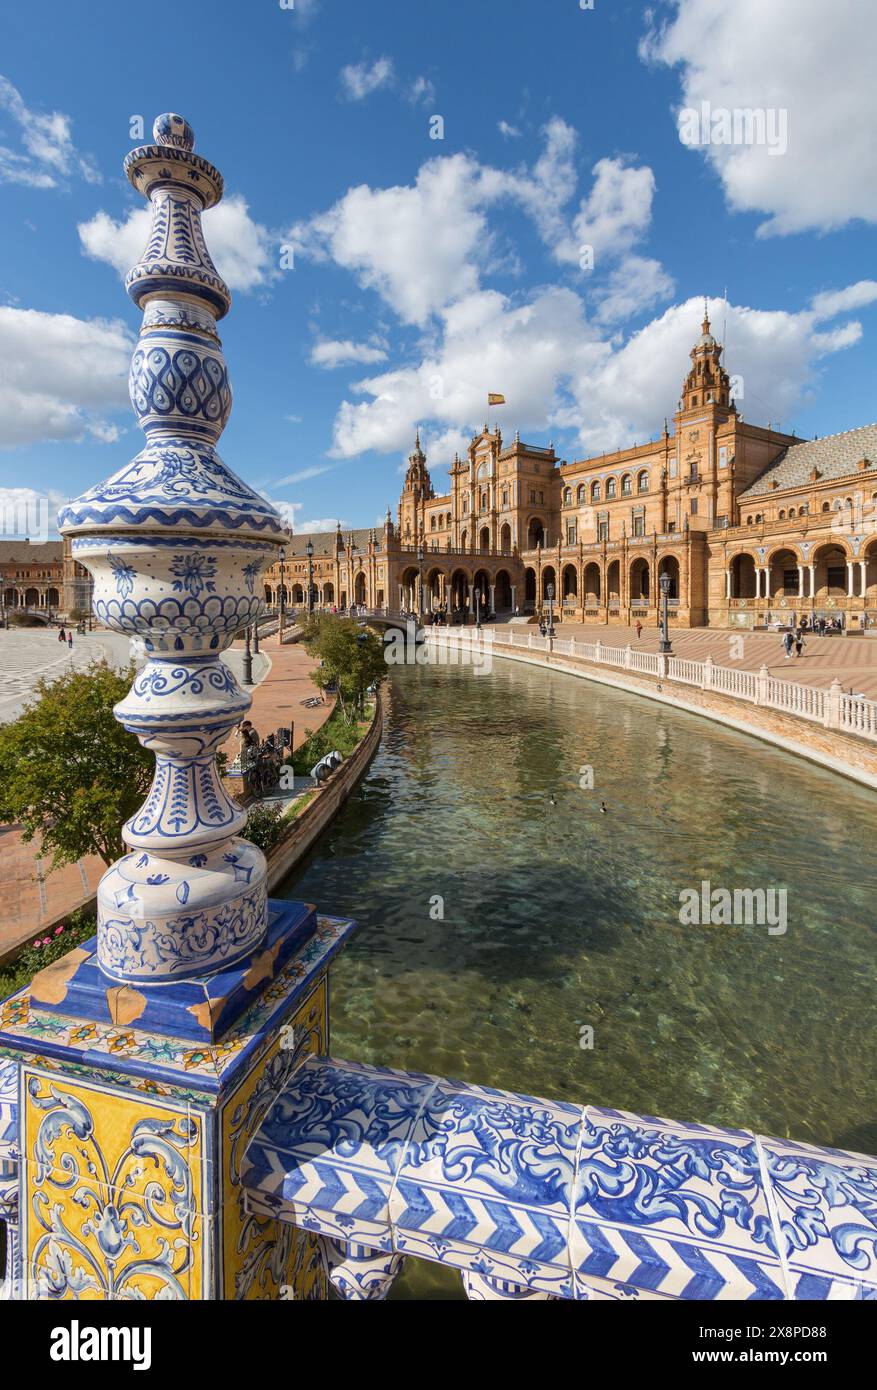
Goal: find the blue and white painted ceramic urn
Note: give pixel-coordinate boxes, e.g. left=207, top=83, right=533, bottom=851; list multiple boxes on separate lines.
left=59, top=115, right=287, bottom=984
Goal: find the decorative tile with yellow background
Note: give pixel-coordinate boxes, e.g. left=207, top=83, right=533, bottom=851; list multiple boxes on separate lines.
left=220, top=979, right=327, bottom=1300
left=21, top=1066, right=211, bottom=1300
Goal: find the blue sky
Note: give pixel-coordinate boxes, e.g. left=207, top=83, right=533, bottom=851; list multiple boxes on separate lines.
left=1, top=0, right=875, bottom=535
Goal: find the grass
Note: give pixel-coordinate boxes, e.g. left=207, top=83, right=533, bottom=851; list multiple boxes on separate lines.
left=290, top=703, right=374, bottom=775
left=0, top=905, right=97, bottom=999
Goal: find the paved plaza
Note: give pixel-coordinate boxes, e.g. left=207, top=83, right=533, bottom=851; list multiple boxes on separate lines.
left=0, top=627, right=132, bottom=724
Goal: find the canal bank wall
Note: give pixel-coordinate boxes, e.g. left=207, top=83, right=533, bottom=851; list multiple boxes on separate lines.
left=426, top=629, right=877, bottom=792
left=266, top=691, right=384, bottom=891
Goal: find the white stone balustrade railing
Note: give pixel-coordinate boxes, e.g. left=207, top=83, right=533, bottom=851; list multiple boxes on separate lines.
left=424, top=627, right=877, bottom=743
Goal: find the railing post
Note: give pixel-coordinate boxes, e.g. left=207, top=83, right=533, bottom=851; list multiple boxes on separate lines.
left=595, top=639, right=602, bottom=665
left=755, top=664, right=770, bottom=706
left=702, top=654, right=713, bottom=691
left=826, top=677, right=843, bottom=730
left=624, top=644, right=632, bottom=669
left=657, top=652, right=669, bottom=680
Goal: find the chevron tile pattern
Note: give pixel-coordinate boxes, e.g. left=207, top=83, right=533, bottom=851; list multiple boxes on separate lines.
left=241, top=1056, right=877, bottom=1301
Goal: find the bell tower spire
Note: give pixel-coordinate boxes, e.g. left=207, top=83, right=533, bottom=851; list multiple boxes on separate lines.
left=680, top=299, right=731, bottom=413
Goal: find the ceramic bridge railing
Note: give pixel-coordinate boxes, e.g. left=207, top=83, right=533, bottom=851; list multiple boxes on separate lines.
left=425, top=629, right=877, bottom=743
left=239, top=1055, right=877, bottom=1302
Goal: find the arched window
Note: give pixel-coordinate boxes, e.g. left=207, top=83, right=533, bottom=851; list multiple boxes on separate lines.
left=430, top=515, right=437, bottom=530
left=788, top=508, right=796, bottom=518
left=463, top=497, right=469, bottom=514
left=563, top=487, right=572, bottom=506
left=822, top=501, right=830, bottom=512
left=502, top=489, right=508, bottom=508
left=591, top=481, right=601, bottom=502
left=621, top=474, right=632, bottom=496
left=606, top=478, right=617, bottom=499
left=577, top=484, right=587, bottom=504
left=638, top=471, right=649, bottom=493
left=778, top=510, right=786, bottom=519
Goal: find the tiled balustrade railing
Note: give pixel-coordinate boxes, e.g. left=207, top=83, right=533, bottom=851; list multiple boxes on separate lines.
left=238, top=1056, right=877, bottom=1302
left=427, top=628, right=877, bottom=744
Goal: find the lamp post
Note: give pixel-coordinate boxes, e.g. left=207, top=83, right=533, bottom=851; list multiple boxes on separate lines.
left=659, top=571, right=673, bottom=654
left=417, top=541, right=424, bottom=618
left=306, top=538, right=314, bottom=616
left=546, top=581, right=556, bottom=639
left=252, top=620, right=260, bottom=656
left=243, top=623, right=254, bottom=685
left=278, top=546, right=286, bottom=643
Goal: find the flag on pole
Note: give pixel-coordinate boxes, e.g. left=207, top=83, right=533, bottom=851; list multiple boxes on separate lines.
left=488, top=393, right=505, bottom=406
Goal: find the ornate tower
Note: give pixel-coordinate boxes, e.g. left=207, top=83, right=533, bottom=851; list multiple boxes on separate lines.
left=59, top=114, right=288, bottom=984
left=399, top=430, right=432, bottom=541
left=680, top=303, right=731, bottom=412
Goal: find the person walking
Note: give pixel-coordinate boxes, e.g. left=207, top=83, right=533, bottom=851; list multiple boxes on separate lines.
left=783, top=630, right=794, bottom=659
left=67, top=630, right=73, bottom=649
left=635, top=619, right=643, bottom=640
left=795, top=628, right=805, bottom=658
left=58, top=626, right=66, bottom=642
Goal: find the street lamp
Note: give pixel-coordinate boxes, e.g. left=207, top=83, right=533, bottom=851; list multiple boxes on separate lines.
left=278, top=546, right=286, bottom=642
left=243, top=623, right=254, bottom=685
left=546, top=581, right=556, bottom=639
left=475, top=586, right=487, bottom=631
left=659, top=571, right=673, bottom=654
left=416, top=541, right=424, bottom=618
left=252, top=620, right=260, bottom=656
left=306, top=538, right=314, bottom=616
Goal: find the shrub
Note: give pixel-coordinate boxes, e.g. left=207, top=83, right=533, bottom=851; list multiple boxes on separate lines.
left=0, top=906, right=97, bottom=999
left=244, top=802, right=287, bottom=854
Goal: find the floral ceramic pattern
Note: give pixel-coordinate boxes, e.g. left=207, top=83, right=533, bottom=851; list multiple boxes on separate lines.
left=240, top=1059, right=877, bottom=1303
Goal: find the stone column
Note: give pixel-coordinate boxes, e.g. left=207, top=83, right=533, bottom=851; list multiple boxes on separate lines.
left=847, top=561, right=855, bottom=597
left=0, top=115, right=356, bottom=1302
left=798, top=565, right=805, bottom=598
left=725, top=569, right=731, bottom=599
left=809, top=563, right=816, bottom=600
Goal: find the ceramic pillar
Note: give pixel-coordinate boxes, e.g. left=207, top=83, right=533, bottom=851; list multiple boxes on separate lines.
left=0, top=114, right=357, bottom=1301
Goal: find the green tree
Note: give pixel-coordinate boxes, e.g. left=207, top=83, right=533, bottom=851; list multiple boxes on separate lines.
left=0, top=659, right=153, bottom=868
left=301, top=615, right=385, bottom=721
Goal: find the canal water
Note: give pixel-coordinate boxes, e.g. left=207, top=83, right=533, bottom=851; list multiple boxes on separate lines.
left=276, top=657, right=877, bottom=1297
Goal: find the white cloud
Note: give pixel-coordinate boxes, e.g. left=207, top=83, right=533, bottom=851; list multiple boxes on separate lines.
left=340, top=57, right=395, bottom=101
left=571, top=157, right=657, bottom=261
left=290, top=154, right=506, bottom=326
left=289, top=123, right=666, bottom=332
left=498, top=121, right=521, bottom=139
left=272, top=464, right=337, bottom=486
left=78, top=194, right=275, bottom=292
left=0, top=306, right=132, bottom=448
left=642, top=0, right=877, bottom=235
left=595, top=255, right=675, bottom=325
left=0, top=75, right=99, bottom=188
left=810, top=281, right=877, bottom=321
left=407, top=76, right=436, bottom=108
left=324, top=289, right=866, bottom=461
left=309, top=338, right=388, bottom=369
left=0, top=485, right=67, bottom=539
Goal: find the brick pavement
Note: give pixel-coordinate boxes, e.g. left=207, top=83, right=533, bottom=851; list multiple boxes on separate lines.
left=0, top=632, right=332, bottom=961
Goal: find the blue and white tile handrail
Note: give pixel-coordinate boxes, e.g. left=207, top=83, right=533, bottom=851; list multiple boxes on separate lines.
left=240, top=1056, right=877, bottom=1302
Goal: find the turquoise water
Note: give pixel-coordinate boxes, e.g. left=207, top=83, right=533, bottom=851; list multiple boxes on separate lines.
left=276, top=658, right=877, bottom=1296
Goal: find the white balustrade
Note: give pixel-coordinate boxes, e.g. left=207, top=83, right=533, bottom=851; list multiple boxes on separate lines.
left=422, top=632, right=877, bottom=745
